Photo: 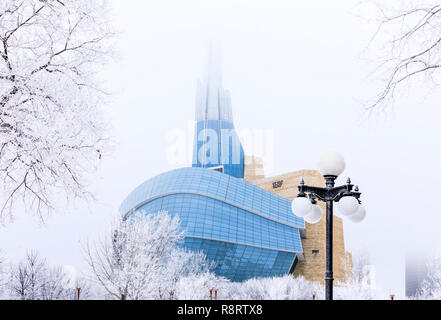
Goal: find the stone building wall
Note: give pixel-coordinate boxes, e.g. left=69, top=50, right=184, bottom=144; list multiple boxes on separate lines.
left=243, top=156, right=265, bottom=181
left=244, top=156, right=352, bottom=283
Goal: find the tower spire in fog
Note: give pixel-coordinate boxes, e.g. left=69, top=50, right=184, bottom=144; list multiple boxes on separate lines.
left=192, top=44, right=244, bottom=178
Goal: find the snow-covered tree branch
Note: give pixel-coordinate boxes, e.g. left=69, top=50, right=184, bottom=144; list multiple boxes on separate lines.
left=7, top=251, right=86, bottom=300
left=0, top=0, right=114, bottom=221
left=0, top=246, right=385, bottom=300
left=85, top=211, right=213, bottom=300
left=0, top=251, right=6, bottom=298
left=176, top=274, right=383, bottom=300
left=417, top=253, right=441, bottom=299
left=365, top=1, right=441, bottom=112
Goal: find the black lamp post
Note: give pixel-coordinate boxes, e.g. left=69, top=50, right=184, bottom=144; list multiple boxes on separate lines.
left=291, top=151, right=366, bottom=300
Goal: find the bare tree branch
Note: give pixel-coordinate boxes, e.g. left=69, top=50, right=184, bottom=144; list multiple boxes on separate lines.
left=0, top=0, right=115, bottom=221
left=366, top=1, right=441, bottom=112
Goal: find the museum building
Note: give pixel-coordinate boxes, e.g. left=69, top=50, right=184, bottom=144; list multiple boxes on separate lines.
left=120, top=54, right=351, bottom=282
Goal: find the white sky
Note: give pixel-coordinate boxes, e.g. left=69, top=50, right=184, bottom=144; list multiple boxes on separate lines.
left=2, top=0, right=441, bottom=299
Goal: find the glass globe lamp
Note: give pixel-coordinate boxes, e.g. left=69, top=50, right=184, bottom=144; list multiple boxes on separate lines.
left=348, top=205, right=366, bottom=223
left=304, top=204, right=322, bottom=224
left=292, top=196, right=312, bottom=217
left=337, top=196, right=359, bottom=216
left=317, top=150, right=345, bottom=177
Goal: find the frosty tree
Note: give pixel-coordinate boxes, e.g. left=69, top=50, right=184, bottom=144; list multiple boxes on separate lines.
left=8, top=251, right=83, bottom=300
left=156, top=248, right=213, bottom=300
left=85, top=211, right=212, bottom=300
left=365, top=1, right=441, bottom=112
left=351, top=250, right=372, bottom=283
left=176, top=274, right=383, bottom=300
left=0, top=251, right=6, bottom=298
left=417, top=253, right=441, bottom=299
left=0, top=0, right=114, bottom=220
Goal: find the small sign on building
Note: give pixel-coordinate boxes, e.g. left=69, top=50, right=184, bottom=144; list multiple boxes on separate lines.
left=272, top=180, right=283, bottom=189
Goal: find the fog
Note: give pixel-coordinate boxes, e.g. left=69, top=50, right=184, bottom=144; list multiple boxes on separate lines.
left=1, top=0, right=441, bottom=298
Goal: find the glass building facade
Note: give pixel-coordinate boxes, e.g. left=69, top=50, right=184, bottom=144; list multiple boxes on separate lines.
left=191, top=47, right=245, bottom=179
left=121, top=49, right=305, bottom=281
left=192, top=120, right=245, bottom=179
left=120, top=167, right=304, bottom=281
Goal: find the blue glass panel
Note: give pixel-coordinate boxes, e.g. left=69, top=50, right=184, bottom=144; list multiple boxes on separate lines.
left=120, top=167, right=304, bottom=229
left=179, top=238, right=297, bottom=282
left=120, top=167, right=305, bottom=282
left=136, top=193, right=302, bottom=253
left=192, top=120, right=244, bottom=179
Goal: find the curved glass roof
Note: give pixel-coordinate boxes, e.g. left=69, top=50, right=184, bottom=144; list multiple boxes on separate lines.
left=120, top=167, right=305, bottom=229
